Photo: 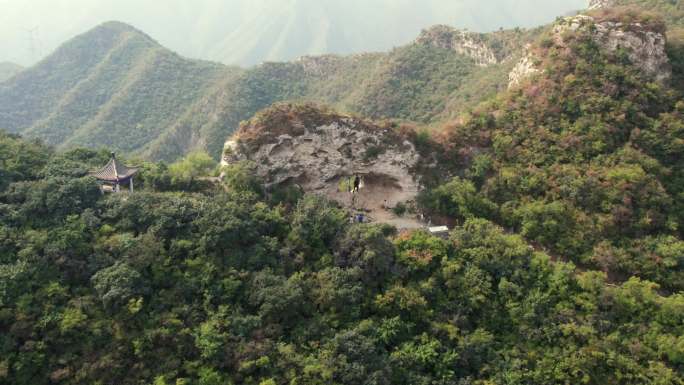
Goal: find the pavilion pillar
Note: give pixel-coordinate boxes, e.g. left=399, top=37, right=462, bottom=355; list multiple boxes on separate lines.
left=129, top=178, right=134, bottom=193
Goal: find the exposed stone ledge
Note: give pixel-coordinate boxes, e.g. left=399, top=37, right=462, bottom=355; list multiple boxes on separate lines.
left=508, top=14, right=671, bottom=88
left=589, top=0, right=616, bottom=10
left=416, top=25, right=500, bottom=67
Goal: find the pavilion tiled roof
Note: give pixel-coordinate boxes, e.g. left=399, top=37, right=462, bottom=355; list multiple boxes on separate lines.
left=89, top=154, right=139, bottom=183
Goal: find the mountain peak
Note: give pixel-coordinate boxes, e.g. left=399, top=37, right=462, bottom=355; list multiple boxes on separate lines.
left=0, top=16, right=214, bottom=149
left=98, top=20, right=139, bottom=31
left=85, top=20, right=158, bottom=45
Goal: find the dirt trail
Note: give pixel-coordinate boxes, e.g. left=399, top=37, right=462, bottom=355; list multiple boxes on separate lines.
left=325, top=179, right=427, bottom=230
left=373, top=211, right=426, bottom=230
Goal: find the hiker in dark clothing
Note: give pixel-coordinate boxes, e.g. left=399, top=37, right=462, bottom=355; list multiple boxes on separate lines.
left=353, top=175, right=361, bottom=193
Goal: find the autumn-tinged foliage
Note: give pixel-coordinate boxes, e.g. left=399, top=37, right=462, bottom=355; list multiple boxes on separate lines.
left=3, top=133, right=684, bottom=384
left=422, top=6, right=684, bottom=293
left=3, top=2, right=684, bottom=384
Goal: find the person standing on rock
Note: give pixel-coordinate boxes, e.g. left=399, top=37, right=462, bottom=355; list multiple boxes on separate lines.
left=353, top=175, right=361, bottom=193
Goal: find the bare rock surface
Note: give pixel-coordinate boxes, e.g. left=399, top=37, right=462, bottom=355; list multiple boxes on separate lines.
left=223, top=105, right=423, bottom=224
left=508, top=45, right=540, bottom=88
left=416, top=25, right=500, bottom=66
left=589, top=0, right=616, bottom=10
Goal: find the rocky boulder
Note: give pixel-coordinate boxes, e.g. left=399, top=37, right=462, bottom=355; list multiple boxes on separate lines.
left=223, top=104, right=422, bottom=211
left=557, top=14, right=670, bottom=82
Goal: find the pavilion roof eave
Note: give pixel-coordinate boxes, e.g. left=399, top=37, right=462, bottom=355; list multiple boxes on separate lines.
left=89, top=157, right=139, bottom=183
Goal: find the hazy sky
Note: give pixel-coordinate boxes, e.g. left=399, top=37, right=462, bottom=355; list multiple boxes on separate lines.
left=0, top=0, right=588, bottom=67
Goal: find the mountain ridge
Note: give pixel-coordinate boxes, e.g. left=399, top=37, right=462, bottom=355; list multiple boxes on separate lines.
left=0, top=20, right=232, bottom=159
left=0, top=19, right=528, bottom=161
left=2, top=0, right=682, bottom=162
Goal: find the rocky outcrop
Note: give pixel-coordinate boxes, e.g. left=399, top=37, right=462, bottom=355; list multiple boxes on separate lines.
left=508, top=14, right=671, bottom=88
left=416, top=25, right=499, bottom=67
left=508, top=45, right=540, bottom=88
left=223, top=104, right=422, bottom=209
left=588, top=0, right=615, bottom=10
left=555, top=15, right=671, bottom=82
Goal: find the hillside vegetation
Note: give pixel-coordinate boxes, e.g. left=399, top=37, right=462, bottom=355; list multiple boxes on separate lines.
left=3, top=120, right=684, bottom=384
left=0, top=19, right=531, bottom=162
left=0, top=22, right=232, bottom=160
left=2, top=3, right=684, bottom=383
left=421, top=4, right=684, bottom=293
left=608, top=0, right=684, bottom=27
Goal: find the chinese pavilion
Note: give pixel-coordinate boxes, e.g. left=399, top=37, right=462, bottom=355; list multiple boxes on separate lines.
left=89, top=153, right=139, bottom=193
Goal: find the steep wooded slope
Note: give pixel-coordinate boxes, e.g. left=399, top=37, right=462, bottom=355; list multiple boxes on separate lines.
left=423, top=6, right=684, bottom=291
left=0, top=22, right=231, bottom=157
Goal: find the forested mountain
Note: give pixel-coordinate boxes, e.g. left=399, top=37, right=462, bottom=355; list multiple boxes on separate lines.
left=422, top=5, right=684, bottom=290
left=3, top=0, right=683, bottom=163
left=2, top=1, right=684, bottom=384
left=1, top=0, right=586, bottom=67
left=0, top=62, right=23, bottom=82
left=0, top=22, right=231, bottom=159
left=0, top=19, right=534, bottom=161
left=202, top=0, right=586, bottom=66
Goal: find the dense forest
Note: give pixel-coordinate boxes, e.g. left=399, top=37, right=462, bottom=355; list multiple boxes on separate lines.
left=2, top=123, right=684, bottom=384
left=3, top=1, right=684, bottom=384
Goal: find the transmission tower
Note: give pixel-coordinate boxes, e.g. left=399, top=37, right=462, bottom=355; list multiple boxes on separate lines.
left=25, top=27, right=42, bottom=63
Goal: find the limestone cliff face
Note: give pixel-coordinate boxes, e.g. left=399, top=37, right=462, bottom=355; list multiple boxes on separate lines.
left=508, top=45, right=540, bottom=88
left=588, top=0, right=615, bottom=10
left=416, top=25, right=500, bottom=67
left=508, top=14, right=671, bottom=88
left=556, top=15, right=671, bottom=82
left=223, top=104, right=422, bottom=208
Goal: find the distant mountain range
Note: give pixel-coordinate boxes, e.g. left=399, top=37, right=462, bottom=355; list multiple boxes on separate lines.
left=0, top=20, right=535, bottom=161
left=0, top=22, right=229, bottom=161
left=0, top=0, right=586, bottom=67
left=0, top=0, right=680, bottom=162
left=201, top=0, right=587, bottom=66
